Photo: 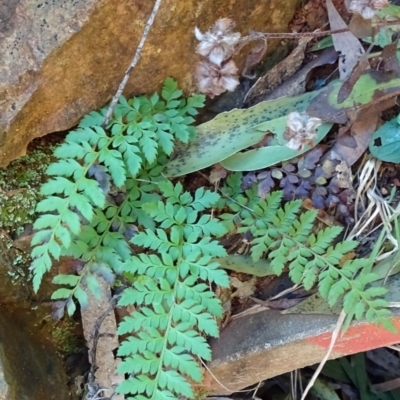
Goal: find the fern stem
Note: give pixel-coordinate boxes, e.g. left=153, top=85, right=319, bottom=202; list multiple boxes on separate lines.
left=214, top=186, right=255, bottom=215
left=150, top=227, right=184, bottom=400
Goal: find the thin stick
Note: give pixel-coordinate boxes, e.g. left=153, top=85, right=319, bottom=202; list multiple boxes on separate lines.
left=256, top=28, right=349, bottom=39
left=300, top=310, right=346, bottom=400
left=252, top=381, right=262, bottom=399
left=102, top=0, right=162, bottom=127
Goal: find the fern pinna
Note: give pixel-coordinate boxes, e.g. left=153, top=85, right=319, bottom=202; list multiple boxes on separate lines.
left=219, top=172, right=392, bottom=330
left=116, top=181, right=228, bottom=399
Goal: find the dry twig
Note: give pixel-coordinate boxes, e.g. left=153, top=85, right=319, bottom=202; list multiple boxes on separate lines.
left=300, top=310, right=346, bottom=400
left=102, top=0, right=162, bottom=127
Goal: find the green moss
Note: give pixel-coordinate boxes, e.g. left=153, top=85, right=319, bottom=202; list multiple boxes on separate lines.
left=0, top=146, right=54, bottom=235
left=0, top=145, right=53, bottom=190
left=51, top=318, right=85, bottom=355
left=193, top=387, right=210, bottom=400
left=0, top=188, right=37, bottom=235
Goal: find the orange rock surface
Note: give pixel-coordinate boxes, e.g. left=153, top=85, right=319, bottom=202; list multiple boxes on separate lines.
left=0, top=0, right=299, bottom=166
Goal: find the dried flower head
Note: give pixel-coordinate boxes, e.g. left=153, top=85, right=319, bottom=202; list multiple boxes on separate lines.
left=348, top=0, right=389, bottom=19
left=195, top=18, right=241, bottom=65
left=284, top=111, right=322, bottom=151
left=195, top=59, right=239, bottom=98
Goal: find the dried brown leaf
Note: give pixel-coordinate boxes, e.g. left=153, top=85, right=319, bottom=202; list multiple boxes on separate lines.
left=326, top=0, right=365, bottom=80
left=230, top=276, right=257, bottom=299
left=335, top=160, right=353, bottom=189
left=243, top=37, right=311, bottom=106
left=81, top=278, right=123, bottom=399
left=303, top=198, right=342, bottom=226
left=242, top=38, right=268, bottom=79
left=348, top=14, right=372, bottom=38
left=337, top=133, right=358, bottom=148
left=330, top=113, right=378, bottom=166
left=381, top=42, right=400, bottom=73
left=339, top=251, right=356, bottom=266
left=261, top=48, right=339, bottom=102
left=209, top=163, right=228, bottom=184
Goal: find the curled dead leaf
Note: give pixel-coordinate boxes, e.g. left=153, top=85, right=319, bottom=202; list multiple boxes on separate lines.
left=209, top=163, right=228, bottom=185
left=195, top=59, right=240, bottom=98
left=348, top=0, right=389, bottom=19
left=283, top=111, right=322, bottom=151
left=242, top=37, right=268, bottom=79
left=195, top=18, right=241, bottom=65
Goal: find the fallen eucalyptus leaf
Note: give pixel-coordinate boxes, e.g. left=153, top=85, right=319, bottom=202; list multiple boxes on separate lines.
left=381, top=42, right=400, bottom=73
left=329, top=113, right=378, bottom=166
left=263, top=48, right=338, bottom=101
left=326, top=0, right=365, bottom=80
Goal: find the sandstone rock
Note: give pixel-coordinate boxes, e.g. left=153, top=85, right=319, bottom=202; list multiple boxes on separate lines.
left=0, top=0, right=300, bottom=167
left=202, top=274, right=400, bottom=395
left=0, top=358, right=7, bottom=400
left=0, top=311, right=71, bottom=400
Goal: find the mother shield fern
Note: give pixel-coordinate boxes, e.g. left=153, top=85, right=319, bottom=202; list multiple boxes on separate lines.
left=29, top=78, right=233, bottom=398
left=218, top=172, right=393, bottom=331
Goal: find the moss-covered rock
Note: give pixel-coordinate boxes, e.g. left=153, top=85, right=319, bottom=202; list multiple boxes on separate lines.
left=0, top=146, right=53, bottom=236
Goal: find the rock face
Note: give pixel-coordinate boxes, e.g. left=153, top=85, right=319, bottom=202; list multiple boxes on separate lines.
left=0, top=0, right=300, bottom=166
left=0, top=358, right=7, bottom=400
left=0, top=311, right=71, bottom=400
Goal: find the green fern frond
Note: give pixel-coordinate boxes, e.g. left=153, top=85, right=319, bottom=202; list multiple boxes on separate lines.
left=116, top=184, right=228, bottom=399
left=220, top=172, right=391, bottom=328
left=30, top=78, right=204, bottom=293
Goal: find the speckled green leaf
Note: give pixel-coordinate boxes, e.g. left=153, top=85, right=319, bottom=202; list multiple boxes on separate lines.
left=221, top=122, right=332, bottom=171
left=369, top=115, right=400, bottom=162
left=164, top=90, right=323, bottom=177
left=307, top=70, right=400, bottom=122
